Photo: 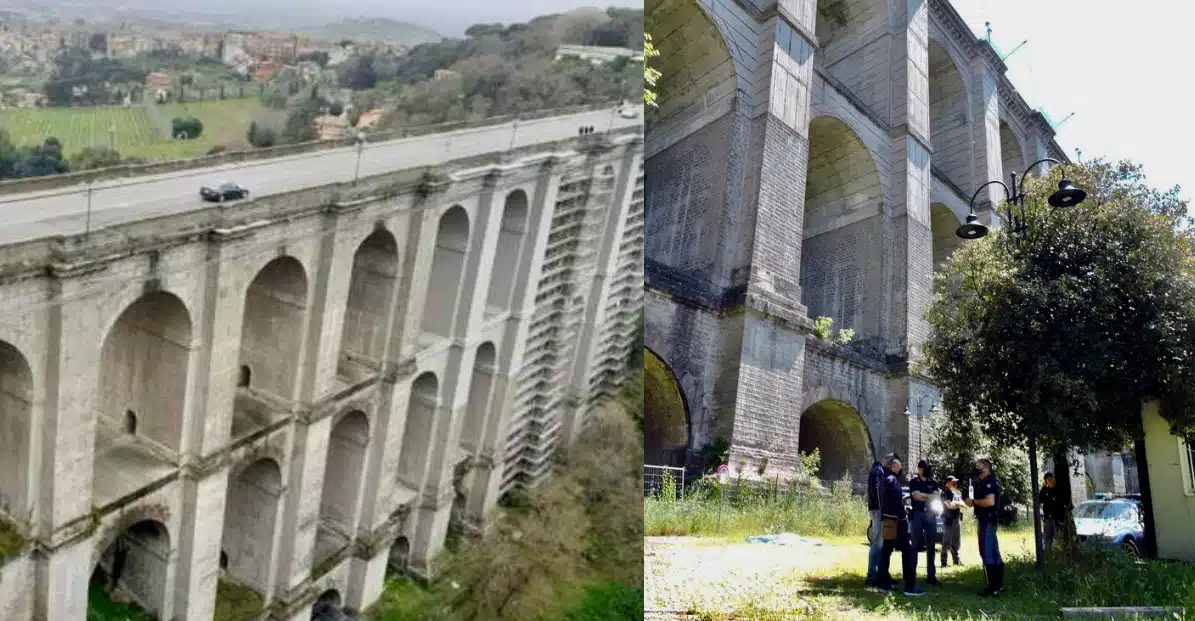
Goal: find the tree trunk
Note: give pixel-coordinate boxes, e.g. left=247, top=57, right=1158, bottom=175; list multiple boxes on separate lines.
left=1134, top=434, right=1158, bottom=558
left=1051, top=450, right=1080, bottom=560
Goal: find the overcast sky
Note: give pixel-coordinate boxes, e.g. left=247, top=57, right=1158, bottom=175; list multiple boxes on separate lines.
left=952, top=0, right=1192, bottom=203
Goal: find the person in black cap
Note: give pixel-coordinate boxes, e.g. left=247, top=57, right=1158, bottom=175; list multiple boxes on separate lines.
left=908, top=460, right=941, bottom=586
left=965, top=457, right=1005, bottom=596
left=1039, top=472, right=1068, bottom=550
left=939, top=476, right=963, bottom=566
left=876, top=455, right=924, bottom=596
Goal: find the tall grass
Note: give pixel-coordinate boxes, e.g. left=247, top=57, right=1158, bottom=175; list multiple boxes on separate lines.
left=645, top=475, right=872, bottom=539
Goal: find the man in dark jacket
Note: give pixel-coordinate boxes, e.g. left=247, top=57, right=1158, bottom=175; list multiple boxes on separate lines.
left=865, top=458, right=888, bottom=588
left=876, top=455, right=924, bottom=596
left=965, top=458, right=1005, bottom=596
left=1039, top=472, right=1067, bottom=550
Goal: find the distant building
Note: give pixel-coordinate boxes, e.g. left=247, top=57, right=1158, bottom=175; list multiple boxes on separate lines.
left=252, top=60, right=280, bottom=84
left=1142, top=401, right=1195, bottom=562
left=554, top=44, right=642, bottom=65
left=433, top=69, right=457, bottom=81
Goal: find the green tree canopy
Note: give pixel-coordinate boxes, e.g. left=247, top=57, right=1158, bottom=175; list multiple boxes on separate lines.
left=921, top=159, right=1195, bottom=462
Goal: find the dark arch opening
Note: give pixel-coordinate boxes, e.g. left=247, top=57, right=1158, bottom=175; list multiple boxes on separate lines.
left=0, top=340, right=32, bottom=516
left=221, top=457, right=283, bottom=594
left=311, top=589, right=343, bottom=620
left=238, top=365, right=251, bottom=388
left=339, top=228, right=400, bottom=374
left=930, top=202, right=963, bottom=273
left=124, top=410, right=137, bottom=435
left=388, top=536, right=411, bottom=576
left=315, top=410, right=369, bottom=564
left=644, top=347, right=688, bottom=468
left=88, top=519, right=171, bottom=620
left=238, top=256, right=309, bottom=401
left=798, top=399, right=874, bottom=483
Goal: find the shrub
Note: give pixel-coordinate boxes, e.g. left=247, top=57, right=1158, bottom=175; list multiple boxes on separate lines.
left=170, top=116, right=203, bottom=139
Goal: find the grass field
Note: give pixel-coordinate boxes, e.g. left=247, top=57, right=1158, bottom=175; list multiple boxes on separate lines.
left=0, top=98, right=265, bottom=162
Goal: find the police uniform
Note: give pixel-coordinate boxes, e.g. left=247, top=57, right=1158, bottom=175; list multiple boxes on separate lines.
left=907, top=467, right=939, bottom=584
left=973, top=471, right=1005, bottom=595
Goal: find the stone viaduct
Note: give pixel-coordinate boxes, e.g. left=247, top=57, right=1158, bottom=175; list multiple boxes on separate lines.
left=0, top=130, right=643, bottom=620
left=643, top=0, right=1077, bottom=483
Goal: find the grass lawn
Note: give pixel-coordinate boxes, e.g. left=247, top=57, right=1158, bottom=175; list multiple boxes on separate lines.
left=86, top=585, right=151, bottom=621
left=646, top=495, right=1195, bottom=621
left=0, top=98, right=264, bottom=161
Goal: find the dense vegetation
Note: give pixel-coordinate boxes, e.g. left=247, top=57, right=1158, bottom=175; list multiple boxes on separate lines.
left=369, top=374, right=644, bottom=621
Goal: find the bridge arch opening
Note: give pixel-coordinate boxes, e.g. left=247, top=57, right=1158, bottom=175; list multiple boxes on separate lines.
left=221, top=457, right=283, bottom=594
left=387, top=536, right=411, bottom=576
left=646, top=0, right=737, bottom=131
left=311, top=589, right=343, bottom=620
left=930, top=202, right=964, bottom=273
left=316, top=410, right=369, bottom=561
left=98, top=291, right=192, bottom=454
left=644, top=347, right=688, bottom=468
left=88, top=519, right=171, bottom=619
left=422, top=206, right=470, bottom=338
left=800, top=115, right=883, bottom=342
left=0, top=340, right=32, bottom=516
left=1000, top=121, right=1027, bottom=182
left=928, top=40, right=971, bottom=193
left=340, top=229, right=399, bottom=372
left=798, top=399, right=874, bottom=483
left=460, top=343, right=496, bottom=455
left=398, top=372, right=439, bottom=490
left=239, top=256, right=309, bottom=400
left=486, top=191, right=529, bottom=312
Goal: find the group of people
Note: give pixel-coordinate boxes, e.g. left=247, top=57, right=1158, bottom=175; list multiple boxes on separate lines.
left=864, top=454, right=1006, bottom=597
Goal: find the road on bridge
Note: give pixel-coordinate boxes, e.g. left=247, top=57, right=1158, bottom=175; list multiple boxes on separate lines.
left=0, top=105, right=643, bottom=244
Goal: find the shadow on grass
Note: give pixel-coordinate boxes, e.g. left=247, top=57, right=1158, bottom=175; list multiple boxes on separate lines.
left=800, top=547, right=1195, bottom=621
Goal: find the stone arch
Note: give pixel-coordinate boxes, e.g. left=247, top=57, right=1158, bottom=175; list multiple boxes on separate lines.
left=800, top=114, right=884, bottom=342
left=312, top=589, right=343, bottom=619
left=421, top=206, right=470, bottom=338
left=644, top=347, right=689, bottom=468
left=398, top=372, right=439, bottom=489
left=930, top=202, right=964, bottom=272
left=318, top=410, right=369, bottom=549
left=928, top=39, right=970, bottom=193
left=89, top=519, right=171, bottom=619
left=98, top=291, right=192, bottom=453
left=239, top=256, right=309, bottom=400
left=388, top=535, right=410, bottom=573
left=797, top=399, right=875, bottom=482
left=646, top=0, right=740, bottom=131
left=221, top=457, right=283, bottom=593
left=340, top=228, right=400, bottom=367
left=0, top=340, right=32, bottom=516
left=1000, top=120, right=1028, bottom=183
left=460, top=343, right=496, bottom=454
left=486, top=190, right=529, bottom=312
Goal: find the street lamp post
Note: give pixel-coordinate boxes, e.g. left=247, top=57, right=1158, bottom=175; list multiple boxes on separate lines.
left=352, top=131, right=366, bottom=184
left=954, top=158, right=1089, bottom=570
left=904, top=396, right=938, bottom=465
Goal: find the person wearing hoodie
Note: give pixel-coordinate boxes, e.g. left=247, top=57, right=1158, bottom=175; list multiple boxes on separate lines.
left=875, top=455, right=925, bottom=597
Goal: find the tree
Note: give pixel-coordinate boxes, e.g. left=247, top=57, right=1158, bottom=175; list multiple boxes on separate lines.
left=10, top=137, right=70, bottom=178
left=328, top=101, right=344, bottom=117
left=246, top=121, right=277, bottom=148
left=170, top=116, right=203, bottom=139
left=346, top=107, right=361, bottom=127
left=644, top=33, right=661, bottom=108
left=921, top=159, right=1195, bottom=557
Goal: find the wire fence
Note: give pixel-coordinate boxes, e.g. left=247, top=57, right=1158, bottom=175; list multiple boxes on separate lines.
left=643, top=465, right=686, bottom=501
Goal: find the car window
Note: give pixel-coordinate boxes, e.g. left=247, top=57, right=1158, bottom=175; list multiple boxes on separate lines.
left=1075, top=502, right=1107, bottom=519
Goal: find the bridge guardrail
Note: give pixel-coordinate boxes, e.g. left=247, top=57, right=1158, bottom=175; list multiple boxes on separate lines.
left=0, top=100, right=626, bottom=197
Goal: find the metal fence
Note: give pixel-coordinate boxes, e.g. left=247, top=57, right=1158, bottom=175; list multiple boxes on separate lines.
left=643, top=465, right=686, bottom=501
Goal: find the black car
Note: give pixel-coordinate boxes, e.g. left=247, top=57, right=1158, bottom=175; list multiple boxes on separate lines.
left=200, top=181, right=249, bottom=202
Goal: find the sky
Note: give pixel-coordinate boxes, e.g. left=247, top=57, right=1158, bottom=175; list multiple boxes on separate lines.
left=951, top=0, right=1194, bottom=202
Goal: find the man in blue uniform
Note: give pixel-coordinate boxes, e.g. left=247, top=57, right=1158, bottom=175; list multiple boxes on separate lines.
left=965, top=458, right=1005, bottom=596
left=865, top=458, right=889, bottom=588
left=908, top=460, right=941, bottom=586
left=876, top=455, right=925, bottom=596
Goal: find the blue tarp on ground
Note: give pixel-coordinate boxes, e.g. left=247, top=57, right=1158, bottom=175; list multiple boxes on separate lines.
left=744, top=533, right=824, bottom=546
